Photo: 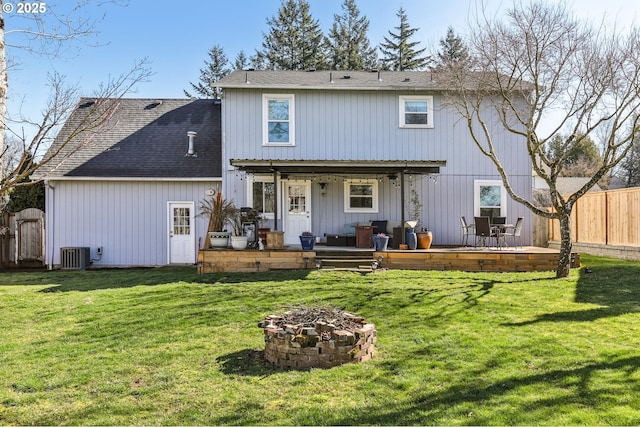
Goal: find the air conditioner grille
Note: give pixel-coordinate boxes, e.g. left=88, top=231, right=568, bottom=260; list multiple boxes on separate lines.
left=60, top=247, right=90, bottom=270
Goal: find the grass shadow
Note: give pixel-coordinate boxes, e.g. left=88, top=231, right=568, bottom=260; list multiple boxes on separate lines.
left=507, top=258, right=640, bottom=326
left=331, top=355, right=640, bottom=425
left=216, top=348, right=280, bottom=377
left=17, top=268, right=316, bottom=292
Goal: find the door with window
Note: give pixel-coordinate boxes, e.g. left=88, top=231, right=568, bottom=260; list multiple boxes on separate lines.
left=168, top=202, right=195, bottom=264
left=284, top=180, right=311, bottom=245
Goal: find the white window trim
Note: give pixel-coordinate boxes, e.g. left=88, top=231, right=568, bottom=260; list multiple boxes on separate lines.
left=474, top=179, right=507, bottom=217
left=399, top=95, right=434, bottom=129
left=247, top=175, right=276, bottom=220
left=344, top=179, right=379, bottom=213
left=262, top=94, right=295, bottom=146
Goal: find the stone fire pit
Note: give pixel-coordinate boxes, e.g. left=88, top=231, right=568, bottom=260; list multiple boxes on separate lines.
left=258, top=306, right=376, bottom=369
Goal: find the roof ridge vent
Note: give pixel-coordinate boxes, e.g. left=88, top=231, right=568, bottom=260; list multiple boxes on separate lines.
left=79, top=100, right=96, bottom=109
left=145, top=100, right=163, bottom=110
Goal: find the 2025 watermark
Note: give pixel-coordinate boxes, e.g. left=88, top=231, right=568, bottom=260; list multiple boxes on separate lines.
left=3, top=2, right=48, bottom=14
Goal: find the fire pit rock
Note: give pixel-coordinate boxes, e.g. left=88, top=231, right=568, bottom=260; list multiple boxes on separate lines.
left=258, top=307, right=376, bottom=369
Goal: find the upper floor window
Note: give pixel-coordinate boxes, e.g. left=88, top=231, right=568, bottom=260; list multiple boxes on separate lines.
left=399, top=95, right=433, bottom=128
left=263, top=94, right=295, bottom=146
left=344, top=179, right=378, bottom=213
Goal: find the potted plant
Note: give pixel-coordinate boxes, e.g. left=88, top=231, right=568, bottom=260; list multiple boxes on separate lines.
left=416, top=226, right=433, bottom=250
left=373, top=232, right=390, bottom=251
left=299, top=231, right=315, bottom=250
left=229, top=208, right=248, bottom=250
left=199, top=192, right=236, bottom=248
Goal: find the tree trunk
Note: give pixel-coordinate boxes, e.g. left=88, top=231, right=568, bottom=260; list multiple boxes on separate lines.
left=0, top=11, right=6, bottom=181
left=556, top=210, right=573, bottom=278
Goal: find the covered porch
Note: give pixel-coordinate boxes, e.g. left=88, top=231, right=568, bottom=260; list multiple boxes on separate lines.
left=229, top=158, right=447, bottom=247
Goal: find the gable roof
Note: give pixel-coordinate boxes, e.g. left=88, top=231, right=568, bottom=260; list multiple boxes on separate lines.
left=36, top=98, right=221, bottom=179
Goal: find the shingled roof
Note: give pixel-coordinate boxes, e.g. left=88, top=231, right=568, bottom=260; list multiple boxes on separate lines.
left=37, top=98, right=221, bottom=179
left=216, top=69, right=534, bottom=93
left=216, top=70, right=444, bottom=91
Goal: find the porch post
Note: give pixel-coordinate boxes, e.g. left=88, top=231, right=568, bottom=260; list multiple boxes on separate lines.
left=273, top=170, right=279, bottom=231
left=400, top=171, right=406, bottom=244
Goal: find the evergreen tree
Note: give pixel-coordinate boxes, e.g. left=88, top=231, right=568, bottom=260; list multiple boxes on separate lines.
left=3, top=154, right=44, bottom=212
left=434, top=26, right=469, bottom=69
left=249, top=50, right=267, bottom=70
left=184, top=44, right=230, bottom=99
left=234, top=50, right=249, bottom=70
left=326, top=0, right=377, bottom=70
left=379, top=7, right=430, bottom=71
left=619, top=137, right=640, bottom=187
left=546, top=133, right=602, bottom=174
left=259, top=0, right=327, bottom=70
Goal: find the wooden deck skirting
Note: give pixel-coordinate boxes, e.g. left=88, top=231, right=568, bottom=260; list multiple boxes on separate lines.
left=197, top=246, right=561, bottom=273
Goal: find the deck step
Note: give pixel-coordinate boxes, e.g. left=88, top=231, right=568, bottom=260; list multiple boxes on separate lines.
left=314, top=250, right=378, bottom=272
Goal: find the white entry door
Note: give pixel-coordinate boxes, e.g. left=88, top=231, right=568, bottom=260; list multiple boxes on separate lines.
left=284, top=180, right=311, bottom=245
left=168, top=202, right=195, bottom=264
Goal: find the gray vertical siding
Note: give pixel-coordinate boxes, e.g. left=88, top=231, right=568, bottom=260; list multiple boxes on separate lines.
left=222, top=88, right=533, bottom=246
left=45, top=179, right=219, bottom=267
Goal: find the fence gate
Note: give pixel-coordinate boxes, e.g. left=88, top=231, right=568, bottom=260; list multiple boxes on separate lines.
left=15, top=208, right=45, bottom=267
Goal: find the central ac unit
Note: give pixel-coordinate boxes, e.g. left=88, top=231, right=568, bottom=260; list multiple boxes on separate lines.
left=60, top=247, right=90, bottom=270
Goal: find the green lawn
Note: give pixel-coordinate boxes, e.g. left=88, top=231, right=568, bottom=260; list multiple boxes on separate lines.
left=1, top=255, right=639, bottom=425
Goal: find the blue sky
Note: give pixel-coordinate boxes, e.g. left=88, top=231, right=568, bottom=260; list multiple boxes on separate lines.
left=4, top=0, right=639, bottom=140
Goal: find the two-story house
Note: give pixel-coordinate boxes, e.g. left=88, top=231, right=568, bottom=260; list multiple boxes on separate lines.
left=216, top=70, right=532, bottom=247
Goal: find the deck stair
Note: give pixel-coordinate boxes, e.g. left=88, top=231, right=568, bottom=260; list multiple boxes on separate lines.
left=314, top=249, right=378, bottom=272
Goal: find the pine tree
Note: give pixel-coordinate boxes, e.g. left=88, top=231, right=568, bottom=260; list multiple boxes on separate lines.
left=434, top=26, right=469, bottom=69
left=184, top=44, right=230, bottom=99
left=379, top=7, right=430, bottom=71
left=234, top=50, right=249, bottom=70
left=326, top=0, right=377, bottom=70
left=259, top=0, right=327, bottom=70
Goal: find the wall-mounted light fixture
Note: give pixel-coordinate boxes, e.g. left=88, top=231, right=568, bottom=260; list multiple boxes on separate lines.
left=319, top=182, right=327, bottom=195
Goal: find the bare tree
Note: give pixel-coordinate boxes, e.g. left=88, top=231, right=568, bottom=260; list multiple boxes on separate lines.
left=444, top=1, right=640, bottom=277
left=1, top=1, right=150, bottom=202
left=18, top=62, right=151, bottom=187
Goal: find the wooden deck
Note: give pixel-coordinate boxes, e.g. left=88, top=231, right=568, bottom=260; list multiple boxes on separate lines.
left=197, top=245, right=563, bottom=273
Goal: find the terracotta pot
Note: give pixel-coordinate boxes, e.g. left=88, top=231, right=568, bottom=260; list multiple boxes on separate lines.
left=417, top=231, right=433, bottom=249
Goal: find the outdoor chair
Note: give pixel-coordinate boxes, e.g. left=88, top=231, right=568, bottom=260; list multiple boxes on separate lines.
left=474, top=216, right=495, bottom=247
left=460, top=216, right=475, bottom=246
left=497, top=217, right=524, bottom=249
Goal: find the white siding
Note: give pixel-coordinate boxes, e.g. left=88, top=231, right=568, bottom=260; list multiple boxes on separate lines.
left=45, top=180, right=219, bottom=267
left=223, top=88, right=533, bottom=246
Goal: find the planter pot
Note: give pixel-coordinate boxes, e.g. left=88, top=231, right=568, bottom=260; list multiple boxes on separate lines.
left=230, top=235, right=248, bottom=250
left=299, top=235, right=315, bottom=250
left=266, top=231, right=284, bottom=249
left=208, top=231, right=230, bottom=248
left=373, top=235, right=390, bottom=251
left=417, top=231, right=433, bottom=250
left=405, top=228, right=417, bottom=250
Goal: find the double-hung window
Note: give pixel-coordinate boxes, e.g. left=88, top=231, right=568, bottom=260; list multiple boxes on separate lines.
left=474, top=180, right=506, bottom=219
left=344, top=179, right=378, bottom=213
left=263, top=94, right=295, bottom=145
left=399, top=95, right=434, bottom=128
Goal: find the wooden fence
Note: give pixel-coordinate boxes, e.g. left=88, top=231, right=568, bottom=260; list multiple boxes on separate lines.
left=548, top=187, right=640, bottom=247
left=1, top=208, right=45, bottom=268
